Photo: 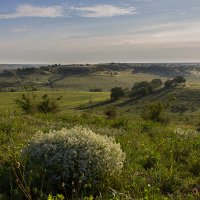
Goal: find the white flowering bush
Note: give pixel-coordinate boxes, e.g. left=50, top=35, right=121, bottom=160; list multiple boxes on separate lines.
left=22, top=126, right=125, bottom=190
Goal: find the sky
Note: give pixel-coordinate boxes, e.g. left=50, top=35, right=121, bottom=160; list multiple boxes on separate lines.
left=0, top=0, right=200, bottom=64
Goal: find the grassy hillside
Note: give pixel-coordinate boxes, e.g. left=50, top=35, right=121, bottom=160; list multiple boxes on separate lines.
left=2, top=83, right=200, bottom=125
left=1, top=63, right=200, bottom=91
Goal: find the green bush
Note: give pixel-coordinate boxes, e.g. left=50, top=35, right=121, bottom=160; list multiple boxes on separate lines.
left=151, top=79, right=163, bottom=88
left=22, top=126, right=125, bottom=195
left=37, top=94, right=59, bottom=113
left=142, top=101, right=168, bottom=123
left=173, top=76, right=186, bottom=84
left=16, top=93, right=59, bottom=114
left=15, top=92, right=37, bottom=114
left=110, top=87, right=125, bottom=100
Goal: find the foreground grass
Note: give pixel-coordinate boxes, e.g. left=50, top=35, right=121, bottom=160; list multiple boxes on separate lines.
left=0, top=107, right=199, bottom=199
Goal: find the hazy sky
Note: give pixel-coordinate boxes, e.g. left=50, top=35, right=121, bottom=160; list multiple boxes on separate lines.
left=0, top=0, right=200, bottom=64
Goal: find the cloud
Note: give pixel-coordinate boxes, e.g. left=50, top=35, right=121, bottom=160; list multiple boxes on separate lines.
left=71, top=4, right=136, bottom=17
left=112, top=20, right=200, bottom=48
left=0, top=4, right=64, bottom=19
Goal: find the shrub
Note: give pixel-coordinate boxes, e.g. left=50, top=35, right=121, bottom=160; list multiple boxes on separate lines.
left=15, top=92, right=37, bottom=114
left=142, top=101, right=167, bottom=123
left=173, top=76, right=186, bottom=84
left=16, top=93, right=59, bottom=114
left=110, top=87, right=125, bottom=100
left=37, top=94, right=59, bottom=113
left=151, top=79, right=163, bottom=88
left=164, top=79, right=173, bottom=88
left=22, top=126, right=125, bottom=195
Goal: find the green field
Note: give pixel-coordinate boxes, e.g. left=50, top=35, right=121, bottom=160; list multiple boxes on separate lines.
left=0, top=90, right=110, bottom=111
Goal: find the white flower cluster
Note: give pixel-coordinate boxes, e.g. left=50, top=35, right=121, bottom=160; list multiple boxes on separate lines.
left=174, top=127, right=199, bottom=136
left=22, top=126, right=126, bottom=185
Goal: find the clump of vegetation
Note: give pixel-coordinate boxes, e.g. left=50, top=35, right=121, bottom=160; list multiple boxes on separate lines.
left=164, top=76, right=186, bottom=88
left=16, top=93, right=59, bottom=114
left=37, top=94, right=59, bottom=113
left=15, top=92, right=37, bottom=114
left=142, top=101, right=168, bottom=123
left=151, top=79, right=163, bottom=89
left=110, top=87, right=125, bottom=100
left=104, top=106, right=118, bottom=119
left=130, top=79, right=163, bottom=98
left=22, top=126, right=125, bottom=196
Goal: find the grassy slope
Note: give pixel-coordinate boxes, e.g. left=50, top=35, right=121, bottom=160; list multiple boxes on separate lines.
left=2, top=82, right=200, bottom=125
left=0, top=70, right=165, bottom=91
left=80, top=84, right=200, bottom=127
left=53, top=71, right=164, bottom=91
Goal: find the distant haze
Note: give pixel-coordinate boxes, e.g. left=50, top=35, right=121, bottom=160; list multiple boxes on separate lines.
left=0, top=0, right=200, bottom=63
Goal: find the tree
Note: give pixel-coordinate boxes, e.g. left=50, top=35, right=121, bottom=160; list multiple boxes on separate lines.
left=164, top=76, right=186, bottom=88
left=131, top=81, right=153, bottom=97
left=173, top=76, right=186, bottom=84
left=164, top=79, right=173, bottom=88
left=151, top=79, right=163, bottom=88
left=110, top=87, right=125, bottom=100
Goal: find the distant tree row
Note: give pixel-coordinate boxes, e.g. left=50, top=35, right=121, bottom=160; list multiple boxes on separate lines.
left=110, top=76, right=186, bottom=100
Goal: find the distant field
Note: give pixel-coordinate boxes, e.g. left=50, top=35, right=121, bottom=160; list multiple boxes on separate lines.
left=0, top=91, right=110, bottom=111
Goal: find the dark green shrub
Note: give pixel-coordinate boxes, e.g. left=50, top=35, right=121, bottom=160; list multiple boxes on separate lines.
left=142, top=101, right=167, bottom=123
left=151, top=79, right=163, bottom=88
left=131, top=81, right=154, bottom=97
left=173, top=76, right=186, bottom=83
left=110, top=87, right=125, bottom=100
left=37, top=94, right=59, bottom=113
left=16, top=93, right=59, bottom=114
left=164, top=79, right=173, bottom=88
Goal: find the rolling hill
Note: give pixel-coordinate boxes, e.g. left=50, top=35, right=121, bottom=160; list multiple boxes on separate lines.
left=1, top=63, right=200, bottom=92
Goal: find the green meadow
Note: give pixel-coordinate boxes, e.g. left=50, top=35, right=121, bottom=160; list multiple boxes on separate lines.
left=0, top=90, right=110, bottom=111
